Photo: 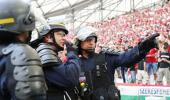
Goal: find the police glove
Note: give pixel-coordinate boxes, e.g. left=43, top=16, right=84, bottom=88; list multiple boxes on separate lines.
left=65, top=41, right=78, bottom=52
left=138, top=33, right=159, bottom=52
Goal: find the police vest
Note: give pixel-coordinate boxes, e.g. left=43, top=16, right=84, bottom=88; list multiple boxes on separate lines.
left=79, top=53, right=120, bottom=100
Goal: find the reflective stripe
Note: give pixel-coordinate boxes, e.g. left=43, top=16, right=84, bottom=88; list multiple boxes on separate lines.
left=64, top=91, right=71, bottom=100
left=0, top=18, right=15, bottom=25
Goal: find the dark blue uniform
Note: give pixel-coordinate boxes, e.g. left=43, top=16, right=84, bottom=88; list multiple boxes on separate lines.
left=81, top=46, right=145, bottom=82
left=44, top=51, right=80, bottom=87
left=79, top=46, right=146, bottom=100
left=36, top=43, right=80, bottom=100
left=0, top=45, right=10, bottom=100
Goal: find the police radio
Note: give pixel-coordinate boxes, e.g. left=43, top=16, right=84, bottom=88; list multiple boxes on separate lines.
left=79, top=72, right=88, bottom=96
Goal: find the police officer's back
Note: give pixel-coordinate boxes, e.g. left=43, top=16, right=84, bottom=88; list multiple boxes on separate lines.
left=0, top=0, right=47, bottom=100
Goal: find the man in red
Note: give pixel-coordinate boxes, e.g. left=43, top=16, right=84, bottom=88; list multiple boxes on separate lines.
left=167, top=45, right=170, bottom=52
left=145, top=48, right=158, bottom=84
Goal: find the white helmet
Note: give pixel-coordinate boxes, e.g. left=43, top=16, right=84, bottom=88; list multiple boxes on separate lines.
left=76, top=26, right=97, bottom=41
left=74, top=26, right=98, bottom=54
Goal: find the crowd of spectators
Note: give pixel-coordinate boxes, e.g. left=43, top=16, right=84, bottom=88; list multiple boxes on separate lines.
left=65, top=3, right=170, bottom=85
left=88, top=3, right=170, bottom=52
left=92, top=3, right=170, bottom=85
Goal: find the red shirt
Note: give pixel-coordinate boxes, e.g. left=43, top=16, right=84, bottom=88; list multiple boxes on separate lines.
left=145, top=48, right=158, bottom=63
left=168, top=45, right=170, bottom=52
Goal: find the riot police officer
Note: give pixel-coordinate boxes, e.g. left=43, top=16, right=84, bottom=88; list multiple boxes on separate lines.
left=74, top=26, right=159, bottom=100
left=0, top=0, right=47, bottom=100
left=34, top=24, right=80, bottom=100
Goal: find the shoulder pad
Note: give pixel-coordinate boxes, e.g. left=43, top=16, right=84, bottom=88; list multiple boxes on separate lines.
left=2, top=43, right=41, bottom=65
left=36, top=43, right=61, bottom=64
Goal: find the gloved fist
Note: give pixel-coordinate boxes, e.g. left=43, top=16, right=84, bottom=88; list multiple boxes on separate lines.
left=138, top=33, right=160, bottom=52
left=65, top=41, right=78, bottom=52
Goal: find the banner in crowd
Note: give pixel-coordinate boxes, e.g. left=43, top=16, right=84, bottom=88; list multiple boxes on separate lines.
left=117, top=83, right=170, bottom=100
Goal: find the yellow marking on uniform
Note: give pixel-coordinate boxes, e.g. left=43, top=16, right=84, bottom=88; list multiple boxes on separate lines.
left=0, top=18, right=15, bottom=25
